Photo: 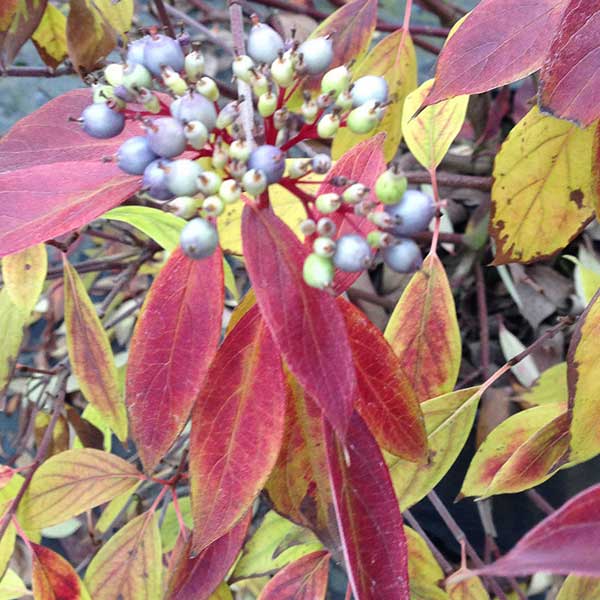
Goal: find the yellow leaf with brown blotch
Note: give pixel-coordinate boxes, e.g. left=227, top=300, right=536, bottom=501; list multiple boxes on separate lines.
left=1, top=243, right=47, bottom=313
left=32, top=3, right=67, bottom=68
left=63, top=256, right=128, bottom=441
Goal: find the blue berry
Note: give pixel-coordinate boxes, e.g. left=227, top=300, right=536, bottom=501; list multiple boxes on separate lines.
left=382, top=239, right=423, bottom=273
left=146, top=117, right=186, bottom=158
left=351, top=75, right=388, bottom=107
left=117, top=136, right=158, bottom=175
left=384, top=190, right=435, bottom=235
left=142, top=159, right=174, bottom=200
left=180, top=218, right=219, bottom=259
left=333, top=233, right=372, bottom=272
left=170, top=92, right=217, bottom=131
left=126, top=36, right=149, bottom=65
left=81, top=103, right=125, bottom=139
left=166, top=159, right=203, bottom=196
left=247, top=145, right=286, bottom=184
left=298, top=37, right=333, bottom=74
left=143, top=33, right=185, bottom=76
left=247, top=23, right=284, bottom=64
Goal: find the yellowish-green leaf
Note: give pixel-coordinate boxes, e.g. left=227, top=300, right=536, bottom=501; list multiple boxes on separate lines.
left=63, top=257, right=128, bottom=441
left=462, top=403, right=567, bottom=498
left=0, top=525, right=15, bottom=582
left=84, top=511, right=162, bottom=600
left=569, top=247, right=600, bottom=305
left=402, top=79, right=468, bottom=170
left=103, top=206, right=186, bottom=252
left=446, top=575, right=490, bottom=599
left=406, top=526, right=448, bottom=600
left=95, top=482, right=141, bottom=534
left=557, top=575, right=600, bottom=599
left=41, top=518, right=81, bottom=539
left=92, top=0, right=133, bottom=35
left=209, top=583, right=234, bottom=600
left=0, top=289, right=27, bottom=393
left=160, top=496, right=192, bottom=553
left=31, top=3, right=67, bottom=68
left=1, top=244, right=47, bottom=313
left=498, top=321, right=539, bottom=387
left=491, top=107, right=596, bottom=264
left=223, top=259, right=239, bottom=301
left=0, top=568, right=29, bottom=600
left=332, top=29, right=417, bottom=161
left=19, top=449, right=142, bottom=529
left=34, top=412, right=69, bottom=458
left=521, top=363, right=568, bottom=406
left=568, top=290, right=600, bottom=463
left=232, top=510, right=322, bottom=581
left=387, top=387, right=481, bottom=510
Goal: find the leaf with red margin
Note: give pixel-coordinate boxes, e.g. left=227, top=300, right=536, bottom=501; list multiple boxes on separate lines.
left=190, top=305, right=285, bottom=554
left=539, top=1, right=600, bottom=127
left=167, top=513, right=251, bottom=600
left=338, top=298, right=427, bottom=461
left=0, top=89, right=142, bottom=173
left=258, top=550, right=330, bottom=600
left=0, top=161, right=139, bottom=257
left=242, top=205, right=356, bottom=437
left=384, top=253, right=461, bottom=403
left=126, top=247, right=223, bottom=472
left=31, top=542, right=88, bottom=600
left=470, top=482, right=600, bottom=578
left=423, top=0, right=567, bottom=107
left=265, top=372, right=339, bottom=550
left=325, top=412, right=410, bottom=600
left=316, top=134, right=386, bottom=294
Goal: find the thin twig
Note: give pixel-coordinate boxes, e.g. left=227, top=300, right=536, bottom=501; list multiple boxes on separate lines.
left=405, top=171, right=492, bottom=191
left=2, top=65, right=75, bottom=78
left=526, top=490, right=555, bottom=516
left=476, top=262, right=490, bottom=379
left=153, top=0, right=176, bottom=37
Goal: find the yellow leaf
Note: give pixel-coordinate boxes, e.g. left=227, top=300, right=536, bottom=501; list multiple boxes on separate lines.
left=0, top=289, right=27, bottom=394
left=223, top=258, right=239, bottom=301
left=447, top=575, right=490, bottom=599
left=0, top=524, right=16, bottom=582
left=332, top=29, right=417, bottom=161
left=92, top=0, right=133, bottom=35
left=387, top=387, right=482, bottom=510
left=521, top=362, right=568, bottom=406
left=557, top=575, right=600, bottom=599
left=402, top=79, right=469, bottom=170
left=63, top=257, right=128, bottom=441
left=95, top=482, right=141, bottom=535
left=34, top=412, right=69, bottom=457
left=1, top=244, right=47, bottom=313
left=0, top=568, right=29, bottom=600
left=406, top=526, right=449, bottom=600
left=209, top=583, right=234, bottom=600
left=31, top=3, right=67, bottom=68
left=84, top=512, right=162, bottom=600
left=491, top=107, right=596, bottom=264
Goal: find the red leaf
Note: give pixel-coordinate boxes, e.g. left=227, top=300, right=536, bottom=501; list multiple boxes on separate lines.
left=424, top=0, right=567, bottom=106
left=473, top=482, right=600, bottom=577
left=126, top=247, right=224, bottom=472
left=167, top=512, right=251, bottom=600
left=242, top=205, right=356, bottom=437
left=539, top=0, right=600, bottom=126
left=258, top=550, right=331, bottom=600
left=0, top=161, right=139, bottom=257
left=0, top=89, right=141, bottom=173
left=325, top=412, right=410, bottom=599
left=317, top=134, right=386, bottom=294
left=338, top=298, right=427, bottom=461
left=31, top=543, right=82, bottom=600
left=190, top=304, right=285, bottom=553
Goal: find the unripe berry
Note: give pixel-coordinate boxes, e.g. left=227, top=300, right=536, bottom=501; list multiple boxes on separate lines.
left=247, top=144, right=286, bottom=184
left=219, top=179, right=242, bottom=204
left=354, top=199, right=377, bottom=217
left=184, top=50, right=205, bottom=82
left=382, top=238, right=423, bottom=272
left=258, top=91, right=277, bottom=117
left=137, top=87, right=160, bottom=113
left=169, top=196, right=201, bottom=219
left=335, top=90, right=353, bottom=111
left=143, top=159, right=174, bottom=200
left=313, top=236, right=336, bottom=257
left=161, top=65, right=187, bottom=96
left=197, top=171, right=222, bottom=195
left=232, top=55, right=255, bottom=83
left=347, top=102, right=379, bottom=134
left=117, top=136, right=157, bottom=175
left=247, top=23, right=284, bottom=65
left=212, top=143, right=228, bottom=169
left=343, top=183, right=369, bottom=204
left=317, top=217, right=336, bottom=237
left=166, top=158, right=203, bottom=196
left=303, top=253, right=334, bottom=289
left=92, top=85, right=125, bottom=109
left=184, top=120, right=209, bottom=149
left=196, top=76, right=219, bottom=101
left=311, top=154, right=331, bottom=175
left=316, top=92, right=335, bottom=110
left=287, top=159, right=310, bottom=179
left=180, top=218, right=219, bottom=259
left=333, top=233, right=372, bottom=272
left=104, top=63, right=124, bottom=86
left=368, top=210, right=397, bottom=229
left=375, top=168, right=408, bottom=205
left=146, top=117, right=186, bottom=158
left=321, top=65, right=351, bottom=96
left=298, top=37, right=333, bottom=74
left=317, top=113, right=340, bottom=138
left=367, top=230, right=394, bottom=248
left=351, top=75, right=388, bottom=107
left=301, top=99, right=318, bottom=124
left=384, top=190, right=435, bottom=235
left=126, top=36, right=149, bottom=65
left=143, top=33, right=185, bottom=76
left=201, top=195, right=224, bottom=217
left=170, top=91, right=217, bottom=131
left=271, top=55, right=295, bottom=87
left=299, top=218, right=317, bottom=236
left=81, top=103, right=125, bottom=139
left=122, top=62, right=152, bottom=91
left=316, top=192, right=341, bottom=214
left=242, top=168, right=268, bottom=196
left=216, top=102, right=239, bottom=129
left=228, top=158, right=248, bottom=180
left=229, top=139, right=251, bottom=162
left=250, top=71, right=269, bottom=96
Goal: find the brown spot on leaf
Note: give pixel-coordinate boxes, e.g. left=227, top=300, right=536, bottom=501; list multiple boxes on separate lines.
left=570, top=189, right=584, bottom=208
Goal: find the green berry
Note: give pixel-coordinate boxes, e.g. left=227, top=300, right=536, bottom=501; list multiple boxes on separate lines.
left=287, top=159, right=310, bottom=179
left=317, top=113, right=340, bottom=138
left=321, top=65, right=351, bottom=96
left=161, top=66, right=188, bottom=96
left=169, top=196, right=201, bottom=219
left=232, top=54, right=255, bottom=83
left=375, top=169, right=408, bottom=205
left=367, top=230, right=394, bottom=248
left=202, top=195, right=225, bottom=217
left=184, top=50, right=205, bottom=82
left=122, top=62, right=152, bottom=91
left=343, top=183, right=369, bottom=204
left=313, top=236, right=336, bottom=257
left=347, top=103, right=379, bottom=134
left=137, top=88, right=160, bottom=113
left=258, top=91, right=277, bottom=117
left=303, top=253, right=334, bottom=289
left=104, top=63, right=124, bottom=87
left=335, top=90, right=353, bottom=111
left=184, top=120, right=209, bottom=150
left=250, top=71, right=269, bottom=96
left=301, top=99, right=318, bottom=124
left=196, top=76, right=219, bottom=101
left=316, top=192, right=341, bottom=214
left=212, top=144, right=228, bottom=169
left=229, top=139, right=251, bottom=162
left=197, top=171, right=222, bottom=195
left=242, top=168, right=267, bottom=196
left=216, top=102, right=239, bottom=129
left=219, top=179, right=242, bottom=204
left=270, top=55, right=295, bottom=88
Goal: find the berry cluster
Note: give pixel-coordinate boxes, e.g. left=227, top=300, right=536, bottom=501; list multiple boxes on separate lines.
left=77, top=21, right=434, bottom=289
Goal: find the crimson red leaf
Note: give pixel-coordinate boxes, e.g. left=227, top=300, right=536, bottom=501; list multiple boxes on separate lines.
left=473, top=482, right=600, bottom=577
left=190, top=304, right=285, bottom=553
left=242, top=205, right=356, bottom=438
left=325, top=412, right=410, bottom=599
left=424, top=0, right=567, bottom=107
left=0, top=89, right=141, bottom=173
left=258, top=550, right=331, bottom=600
left=0, top=161, right=139, bottom=257
left=126, top=247, right=224, bottom=472
left=167, top=512, right=251, bottom=600
left=338, top=298, right=427, bottom=461
left=539, top=0, right=600, bottom=126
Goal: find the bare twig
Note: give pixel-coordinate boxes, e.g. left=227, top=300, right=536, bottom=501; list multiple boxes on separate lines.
left=2, top=65, right=75, bottom=78
left=153, top=0, right=176, bottom=37
left=405, top=171, right=492, bottom=191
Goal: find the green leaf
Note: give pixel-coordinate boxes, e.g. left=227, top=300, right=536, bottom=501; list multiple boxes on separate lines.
left=1, top=244, right=47, bottom=313
left=0, top=288, right=27, bottom=394
left=160, top=496, right=192, bottom=553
